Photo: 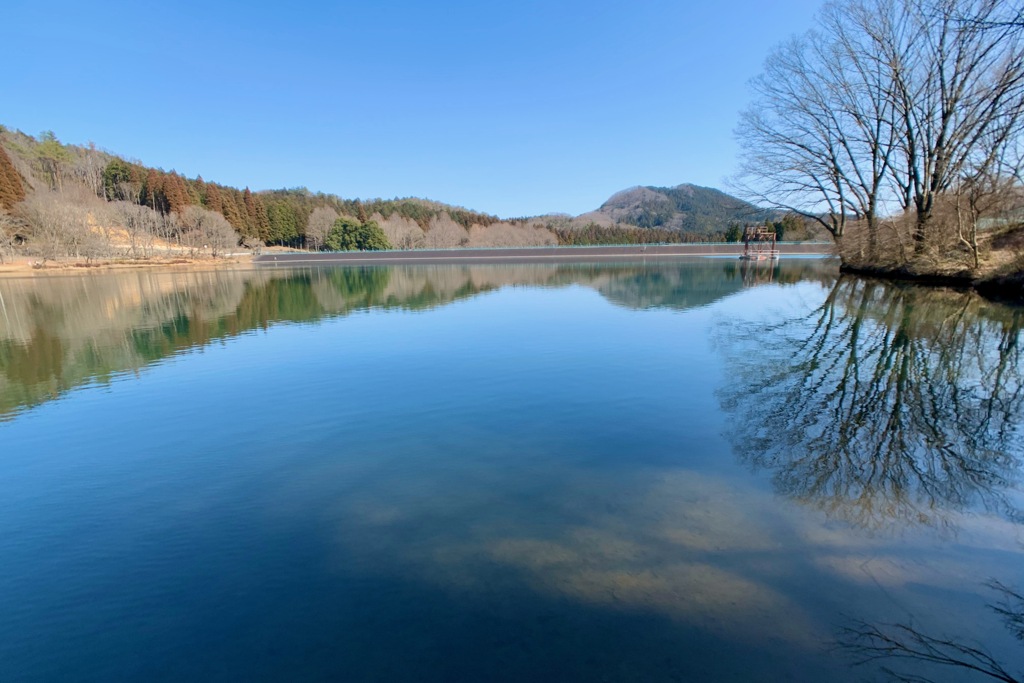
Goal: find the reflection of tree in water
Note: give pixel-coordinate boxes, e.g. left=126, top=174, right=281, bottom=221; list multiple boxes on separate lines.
left=841, top=581, right=1024, bottom=682
left=719, top=276, right=1024, bottom=529
left=0, top=261, right=839, bottom=419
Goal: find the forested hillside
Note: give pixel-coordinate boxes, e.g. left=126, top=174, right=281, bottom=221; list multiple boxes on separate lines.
left=0, top=126, right=803, bottom=263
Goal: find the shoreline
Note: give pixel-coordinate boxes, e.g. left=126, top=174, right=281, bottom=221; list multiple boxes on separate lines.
left=839, top=262, right=1024, bottom=304
left=5, top=246, right=1019, bottom=304
left=253, top=243, right=833, bottom=267
left=0, top=254, right=256, bottom=278
left=0, top=244, right=831, bottom=278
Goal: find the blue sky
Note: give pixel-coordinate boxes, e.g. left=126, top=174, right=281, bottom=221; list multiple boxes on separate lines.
left=4, top=0, right=824, bottom=217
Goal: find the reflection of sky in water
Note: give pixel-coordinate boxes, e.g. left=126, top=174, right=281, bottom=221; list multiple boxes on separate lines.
left=0, top=264, right=1022, bottom=681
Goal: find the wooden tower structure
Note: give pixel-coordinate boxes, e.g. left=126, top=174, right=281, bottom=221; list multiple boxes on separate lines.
left=740, top=225, right=779, bottom=261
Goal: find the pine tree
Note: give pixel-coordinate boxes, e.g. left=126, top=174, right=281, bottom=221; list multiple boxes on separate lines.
left=252, top=194, right=271, bottom=241
left=205, top=183, right=223, bottom=213
left=36, top=131, right=70, bottom=191
left=267, top=203, right=299, bottom=244
left=0, top=145, right=26, bottom=210
left=221, top=189, right=246, bottom=232
left=185, top=175, right=203, bottom=205
left=102, top=159, right=133, bottom=200
left=165, top=173, right=190, bottom=214
left=142, top=169, right=162, bottom=211
left=243, top=188, right=258, bottom=236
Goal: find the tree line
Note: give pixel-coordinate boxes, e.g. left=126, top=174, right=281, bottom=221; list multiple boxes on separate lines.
left=0, top=128, right=523, bottom=260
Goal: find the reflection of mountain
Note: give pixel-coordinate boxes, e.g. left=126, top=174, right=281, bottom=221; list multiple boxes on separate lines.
left=0, top=260, right=834, bottom=418
left=718, top=276, right=1024, bottom=530
left=538, top=260, right=834, bottom=311
left=597, top=265, right=745, bottom=310
left=596, top=261, right=828, bottom=310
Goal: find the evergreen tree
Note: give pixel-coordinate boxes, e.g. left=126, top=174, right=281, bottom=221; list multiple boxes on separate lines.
left=37, top=131, right=70, bottom=191
left=252, top=194, right=271, bottom=241
left=185, top=175, right=203, bottom=205
left=325, top=218, right=392, bottom=251
left=205, top=183, right=224, bottom=214
left=242, top=188, right=260, bottom=237
left=221, top=189, right=246, bottom=232
left=141, top=169, right=162, bottom=212
left=194, top=175, right=207, bottom=204
left=102, top=159, right=134, bottom=200
left=165, top=173, right=190, bottom=214
left=0, top=145, right=26, bottom=210
left=267, top=203, right=299, bottom=244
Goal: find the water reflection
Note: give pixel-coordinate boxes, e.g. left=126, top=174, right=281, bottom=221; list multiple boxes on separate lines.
left=0, top=261, right=831, bottom=419
left=719, top=276, right=1024, bottom=530
left=4, top=259, right=1024, bottom=681
left=841, top=580, right=1024, bottom=682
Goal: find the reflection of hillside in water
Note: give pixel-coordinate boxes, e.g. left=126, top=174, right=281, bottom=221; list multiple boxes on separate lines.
left=597, top=266, right=744, bottom=310
left=567, top=260, right=832, bottom=310
left=719, top=276, right=1024, bottom=531
left=0, top=260, right=836, bottom=418
left=0, top=271, right=255, bottom=419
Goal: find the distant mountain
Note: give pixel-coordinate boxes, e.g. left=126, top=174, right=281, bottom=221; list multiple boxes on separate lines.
left=578, top=184, right=777, bottom=234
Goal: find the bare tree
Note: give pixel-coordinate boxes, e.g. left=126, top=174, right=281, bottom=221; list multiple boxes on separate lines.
left=177, top=205, right=239, bottom=258
left=870, top=0, right=1024, bottom=248
left=467, top=221, right=559, bottom=247
left=16, top=191, right=110, bottom=262
left=111, top=201, right=161, bottom=259
left=736, top=0, right=1024, bottom=262
left=423, top=215, right=470, bottom=248
left=68, top=143, right=106, bottom=198
left=961, top=4, right=1024, bottom=31
left=0, top=210, right=19, bottom=263
left=735, top=10, right=899, bottom=245
left=376, top=212, right=425, bottom=250
left=306, top=206, right=337, bottom=251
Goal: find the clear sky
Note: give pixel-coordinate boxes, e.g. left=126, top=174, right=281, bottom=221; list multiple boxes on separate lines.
left=4, top=0, right=824, bottom=218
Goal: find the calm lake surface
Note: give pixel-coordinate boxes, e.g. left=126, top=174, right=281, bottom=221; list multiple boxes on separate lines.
left=1, top=259, right=1022, bottom=682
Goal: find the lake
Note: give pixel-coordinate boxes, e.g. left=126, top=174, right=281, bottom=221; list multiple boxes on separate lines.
left=1, top=259, right=1022, bottom=682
